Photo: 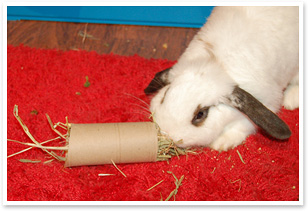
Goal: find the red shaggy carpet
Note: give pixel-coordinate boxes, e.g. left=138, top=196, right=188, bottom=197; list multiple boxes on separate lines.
left=6, top=45, right=299, bottom=201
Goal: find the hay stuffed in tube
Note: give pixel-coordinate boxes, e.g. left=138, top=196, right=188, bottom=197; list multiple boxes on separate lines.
left=8, top=105, right=189, bottom=167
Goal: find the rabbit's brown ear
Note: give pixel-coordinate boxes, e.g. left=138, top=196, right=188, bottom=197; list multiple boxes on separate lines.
left=227, top=86, right=291, bottom=140
left=144, top=68, right=171, bottom=95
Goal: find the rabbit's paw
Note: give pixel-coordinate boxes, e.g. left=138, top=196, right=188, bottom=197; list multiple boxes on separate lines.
left=209, top=120, right=254, bottom=151
left=283, top=84, right=299, bottom=110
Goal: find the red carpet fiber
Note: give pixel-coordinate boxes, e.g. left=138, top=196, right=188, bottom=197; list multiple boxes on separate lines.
left=6, top=45, right=299, bottom=201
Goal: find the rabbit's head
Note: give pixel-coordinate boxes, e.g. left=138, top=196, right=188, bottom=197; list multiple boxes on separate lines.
left=145, top=60, right=291, bottom=148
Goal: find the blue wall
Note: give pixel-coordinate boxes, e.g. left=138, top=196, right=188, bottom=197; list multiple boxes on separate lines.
left=7, top=6, right=215, bottom=28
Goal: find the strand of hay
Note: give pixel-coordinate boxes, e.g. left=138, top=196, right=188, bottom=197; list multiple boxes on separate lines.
left=19, top=159, right=41, bottom=163
left=230, top=179, right=242, bottom=192
left=98, top=173, right=115, bottom=177
left=164, top=171, right=185, bottom=201
left=111, top=159, right=127, bottom=178
left=147, top=179, right=164, bottom=191
left=7, top=136, right=61, bottom=158
left=8, top=139, right=68, bottom=150
left=11, top=105, right=67, bottom=161
left=236, top=149, right=246, bottom=164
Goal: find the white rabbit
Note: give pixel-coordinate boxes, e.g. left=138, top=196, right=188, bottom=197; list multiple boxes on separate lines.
left=144, top=6, right=299, bottom=151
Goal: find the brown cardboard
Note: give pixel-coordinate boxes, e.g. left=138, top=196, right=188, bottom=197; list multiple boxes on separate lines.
left=64, top=122, right=158, bottom=167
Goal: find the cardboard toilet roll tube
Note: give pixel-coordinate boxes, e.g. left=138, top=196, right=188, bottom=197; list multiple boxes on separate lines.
left=64, top=122, right=158, bottom=167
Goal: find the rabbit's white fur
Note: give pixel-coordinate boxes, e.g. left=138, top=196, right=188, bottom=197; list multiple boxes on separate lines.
left=150, top=6, right=299, bottom=151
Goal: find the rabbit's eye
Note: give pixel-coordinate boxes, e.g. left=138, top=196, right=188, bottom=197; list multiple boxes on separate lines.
left=192, top=105, right=210, bottom=126
left=196, top=111, right=205, bottom=119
